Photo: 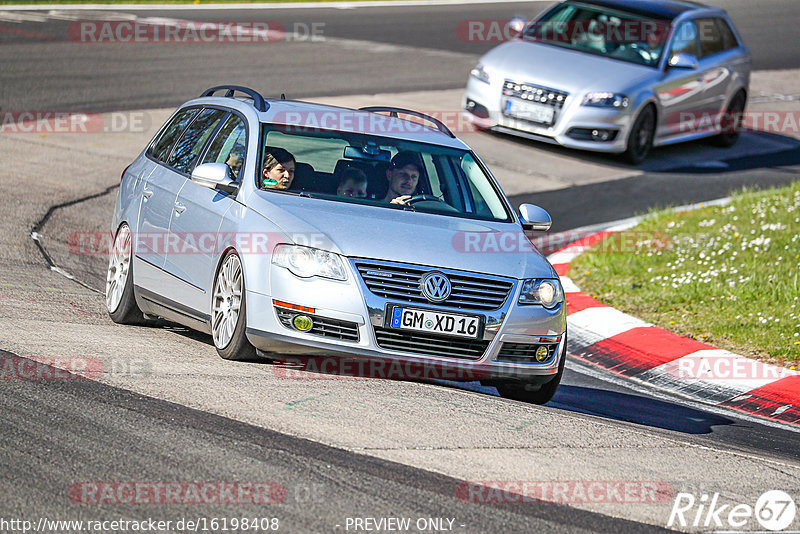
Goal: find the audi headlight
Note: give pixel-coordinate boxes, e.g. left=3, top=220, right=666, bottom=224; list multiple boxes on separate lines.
left=519, top=279, right=564, bottom=308
left=582, top=92, right=629, bottom=109
left=470, top=64, right=493, bottom=85
left=272, top=245, right=347, bottom=281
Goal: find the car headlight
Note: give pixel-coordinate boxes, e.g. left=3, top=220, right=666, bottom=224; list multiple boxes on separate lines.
left=469, top=64, right=493, bottom=84
left=518, top=279, right=564, bottom=308
left=582, top=92, right=629, bottom=109
left=272, top=245, right=347, bottom=281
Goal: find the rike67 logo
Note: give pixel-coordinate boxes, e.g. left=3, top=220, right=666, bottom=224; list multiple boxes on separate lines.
left=668, top=490, right=796, bottom=531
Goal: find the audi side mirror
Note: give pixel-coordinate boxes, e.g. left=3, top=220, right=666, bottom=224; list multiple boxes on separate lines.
left=668, top=53, right=699, bottom=70
left=506, top=17, right=526, bottom=37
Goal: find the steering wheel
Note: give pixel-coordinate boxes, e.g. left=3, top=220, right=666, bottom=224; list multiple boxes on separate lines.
left=404, top=194, right=447, bottom=205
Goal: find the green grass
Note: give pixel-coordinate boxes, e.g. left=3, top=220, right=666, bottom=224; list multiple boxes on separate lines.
left=570, top=180, right=800, bottom=368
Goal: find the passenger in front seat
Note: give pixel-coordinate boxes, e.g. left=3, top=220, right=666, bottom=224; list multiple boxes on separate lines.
left=261, top=148, right=295, bottom=190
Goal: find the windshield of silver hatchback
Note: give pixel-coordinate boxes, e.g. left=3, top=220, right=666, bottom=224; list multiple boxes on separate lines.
left=523, top=4, right=671, bottom=67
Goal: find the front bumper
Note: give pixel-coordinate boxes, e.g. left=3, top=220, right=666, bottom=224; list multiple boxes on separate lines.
left=244, top=259, right=567, bottom=381
left=464, top=76, right=635, bottom=154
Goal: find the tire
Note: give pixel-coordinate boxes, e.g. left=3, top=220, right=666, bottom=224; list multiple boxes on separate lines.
left=211, top=251, right=257, bottom=361
left=710, top=91, right=746, bottom=147
left=106, top=223, right=146, bottom=324
left=495, top=336, right=567, bottom=405
left=622, top=105, right=656, bottom=165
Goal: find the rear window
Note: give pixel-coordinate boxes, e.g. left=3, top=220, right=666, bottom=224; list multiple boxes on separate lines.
left=716, top=18, right=740, bottom=51
left=167, top=108, right=227, bottom=174
left=147, top=107, right=199, bottom=162
left=696, top=18, right=725, bottom=58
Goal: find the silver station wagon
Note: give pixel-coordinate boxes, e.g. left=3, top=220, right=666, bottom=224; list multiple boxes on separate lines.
left=463, top=0, right=751, bottom=163
left=107, top=86, right=567, bottom=403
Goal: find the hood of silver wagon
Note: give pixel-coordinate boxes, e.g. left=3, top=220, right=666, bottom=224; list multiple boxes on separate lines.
left=247, top=193, right=556, bottom=280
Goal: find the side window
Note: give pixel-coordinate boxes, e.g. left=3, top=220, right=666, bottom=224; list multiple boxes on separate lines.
left=670, top=21, right=700, bottom=58
left=201, top=115, right=247, bottom=180
left=421, top=153, right=442, bottom=197
left=167, top=108, right=227, bottom=174
left=148, top=108, right=199, bottom=162
left=696, top=18, right=725, bottom=58
left=461, top=155, right=506, bottom=220
left=716, top=18, right=739, bottom=51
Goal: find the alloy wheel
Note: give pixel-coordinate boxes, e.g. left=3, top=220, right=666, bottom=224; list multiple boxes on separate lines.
left=212, top=254, right=243, bottom=349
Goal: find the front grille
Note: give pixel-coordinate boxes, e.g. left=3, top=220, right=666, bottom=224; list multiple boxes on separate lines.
left=355, top=261, right=513, bottom=311
left=373, top=326, right=489, bottom=360
left=275, top=307, right=359, bottom=342
left=503, top=80, right=569, bottom=109
left=496, top=342, right=558, bottom=364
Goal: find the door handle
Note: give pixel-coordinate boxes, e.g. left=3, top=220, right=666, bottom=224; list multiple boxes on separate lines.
left=142, top=189, right=153, bottom=198
left=173, top=202, right=186, bottom=214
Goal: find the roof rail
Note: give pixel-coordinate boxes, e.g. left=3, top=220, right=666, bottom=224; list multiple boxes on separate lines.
left=358, top=106, right=456, bottom=138
left=201, top=85, right=268, bottom=112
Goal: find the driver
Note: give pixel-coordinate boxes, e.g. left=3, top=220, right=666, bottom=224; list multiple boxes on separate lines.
left=383, top=151, right=421, bottom=204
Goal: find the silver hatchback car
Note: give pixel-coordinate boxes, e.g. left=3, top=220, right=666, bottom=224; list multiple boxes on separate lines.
left=107, top=86, right=567, bottom=403
left=463, top=0, right=751, bottom=163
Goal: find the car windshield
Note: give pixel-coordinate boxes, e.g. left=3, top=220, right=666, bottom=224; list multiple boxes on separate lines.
left=522, top=3, right=671, bottom=67
left=257, top=124, right=512, bottom=223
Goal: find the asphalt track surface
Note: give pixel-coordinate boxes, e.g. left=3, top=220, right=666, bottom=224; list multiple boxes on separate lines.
left=1, top=2, right=800, bottom=532
left=0, top=0, right=798, bottom=111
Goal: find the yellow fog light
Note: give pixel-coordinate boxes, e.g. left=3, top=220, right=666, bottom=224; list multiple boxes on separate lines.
left=535, top=346, right=550, bottom=362
left=293, top=315, right=314, bottom=332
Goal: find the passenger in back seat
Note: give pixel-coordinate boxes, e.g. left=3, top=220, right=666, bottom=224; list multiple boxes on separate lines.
left=336, top=168, right=368, bottom=198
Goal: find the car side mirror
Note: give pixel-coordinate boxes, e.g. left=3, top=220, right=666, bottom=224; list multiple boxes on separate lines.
left=668, top=53, right=699, bottom=70
left=191, top=162, right=238, bottom=194
left=519, top=203, right=552, bottom=232
left=506, top=17, right=526, bottom=37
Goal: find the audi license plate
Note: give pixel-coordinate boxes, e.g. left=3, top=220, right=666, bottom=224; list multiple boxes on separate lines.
left=504, top=98, right=555, bottom=125
left=389, top=306, right=481, bottom=339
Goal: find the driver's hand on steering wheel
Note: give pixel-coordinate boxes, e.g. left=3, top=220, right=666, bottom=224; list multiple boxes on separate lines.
left=390, top=195, right=412, bottom=205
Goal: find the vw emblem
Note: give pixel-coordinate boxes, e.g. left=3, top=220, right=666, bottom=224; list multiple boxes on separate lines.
left=421, top=271, right=451, bottom=303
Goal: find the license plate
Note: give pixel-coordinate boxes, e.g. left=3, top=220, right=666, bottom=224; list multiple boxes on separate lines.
left=504, top=99, right=555, bottom=125
left=389, top=307, right=481, bottom=339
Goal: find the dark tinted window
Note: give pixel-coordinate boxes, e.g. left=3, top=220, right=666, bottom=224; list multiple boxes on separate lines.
left=148, top=108, right=199, bottom=162
left=696, top=18, right=725, bottom=58
left=670, top=21, right=700, bottom=58
left=716, top=18, right=739, bottom=51
left=201, top=114, right=247, bottom=180
left=167, top=108, right=227, bottom=174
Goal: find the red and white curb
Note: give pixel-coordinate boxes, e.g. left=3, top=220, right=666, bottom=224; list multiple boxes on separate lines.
left=548, top=229, right=800, bottom=427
